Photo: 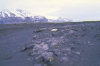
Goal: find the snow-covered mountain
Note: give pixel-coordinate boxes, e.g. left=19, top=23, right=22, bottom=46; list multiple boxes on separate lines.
left=48, top=17, right=72, bottom=23
left=0, top=9, right=72, bottom=24
left=0, top=9, right=35, bottom=18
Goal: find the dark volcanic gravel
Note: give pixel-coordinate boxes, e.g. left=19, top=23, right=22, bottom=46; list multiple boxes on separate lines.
left=0, top=22, right=100, bottom=66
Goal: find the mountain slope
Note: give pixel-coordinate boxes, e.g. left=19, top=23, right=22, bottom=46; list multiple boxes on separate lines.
left=0, top=9, right=72, bottom=24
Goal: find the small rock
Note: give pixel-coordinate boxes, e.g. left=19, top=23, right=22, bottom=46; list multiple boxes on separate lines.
left=60, top=57, right=69, bottom=62
left=35, top=30, right=43, bottom=33
left=88, top=41, right=91, bottom=43
left=34, top=43, right=49, bottom=51
left=51, top=29, right=58, bottom=32
left=3, top=55, right=13, bottom=60
left=55, top=45, right=60, bottom=48
left=90, top=44, right=94, bottom=46
left=42, top=52, right=53, bottom=60
left=71, top=47, right=76, bottom=50
left=34, top=64, right=41, bottom=66
left=49, top=57, right=54, bottom=62
left=75, top=51, right=81, bottom=55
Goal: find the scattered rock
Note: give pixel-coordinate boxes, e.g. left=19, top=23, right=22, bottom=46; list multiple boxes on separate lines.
left=34, top=64, right=42, bottom=66
left=35, top=30, right=43, bottom=33
left=3, top=54, right=13, bottom=60
left=51, top=28, right=58, bottom=32
left=89, top=44, right=94, bottom=46
left=74, top=51, right=81, bottom=55
left=60, top=57, right=69, bottom=62
left=71, top=47, right=76, bottom=50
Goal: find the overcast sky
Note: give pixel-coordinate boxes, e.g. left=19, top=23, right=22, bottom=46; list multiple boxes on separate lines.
left=0, top=0, right=100, bottom=21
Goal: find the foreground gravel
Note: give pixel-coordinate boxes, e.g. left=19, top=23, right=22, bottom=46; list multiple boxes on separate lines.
left=0, top=22, right=100, bottom=66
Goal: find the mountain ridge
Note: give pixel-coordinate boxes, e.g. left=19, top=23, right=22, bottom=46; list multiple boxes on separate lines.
left=0, top=9, right=72, bottom=24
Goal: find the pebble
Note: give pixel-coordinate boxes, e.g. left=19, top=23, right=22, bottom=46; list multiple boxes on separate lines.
left=75, top=51, right=81, bottom=55
left=51, top=29, right=58, bottom=32
left=34, top=64, right=41, bottom=66
left=60, top=57, right=69, bottom=62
